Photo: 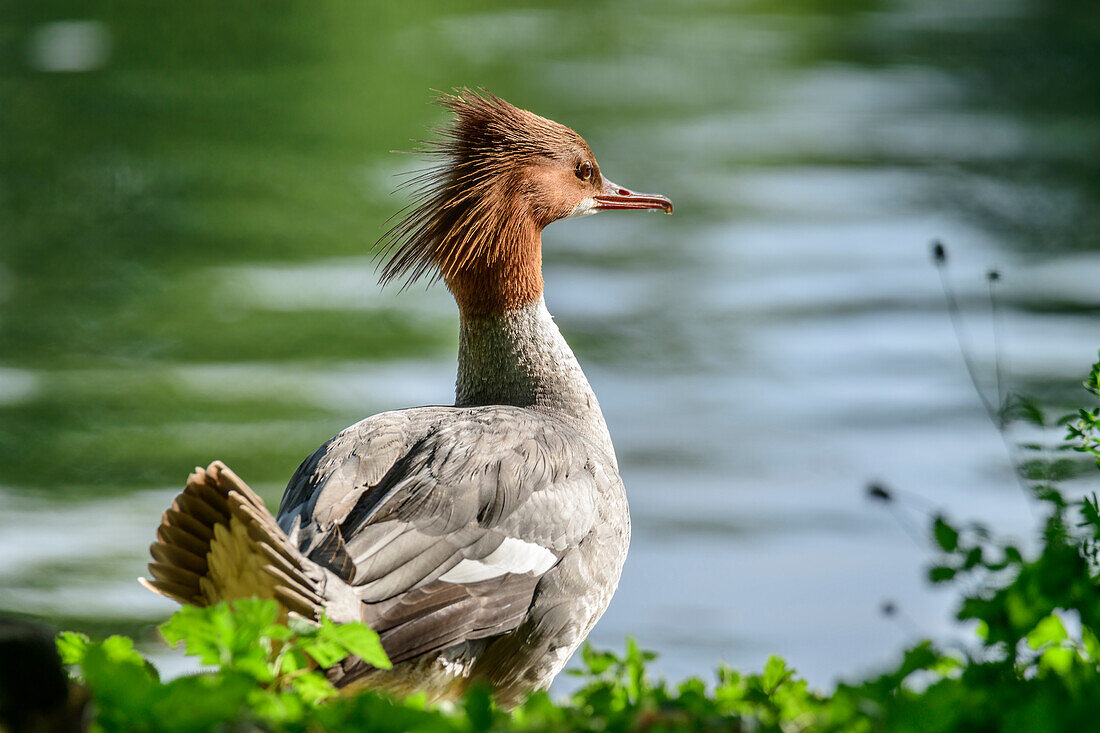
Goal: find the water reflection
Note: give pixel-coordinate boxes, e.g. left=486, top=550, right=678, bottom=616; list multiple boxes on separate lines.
left=1, top=0, right=1097, bottom=686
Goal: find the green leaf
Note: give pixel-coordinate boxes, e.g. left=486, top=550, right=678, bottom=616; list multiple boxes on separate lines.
left=1005, top=396, right=1046, bottom=427
left=160, top=599, right=282, bottom=675
left=249, top=688, right=310, bottom=725
left=298, top=636, right=348, bottom=668
left=929, top=565, right=956, bottom=583
left=263, top=623, right=294, bottom=642
left=622, top=637, right=653, bottom=702
left=320, top=616, right=391, bottom=669
left=276, top=647, right=311, bottom=676
left=1038, top=646, right=1075, bottom=676
left=160, top=603, right=235, bottom=664
left=154, top=672, right=253, bottom=731
left=762, top=655, right=791, bottom=693
left=464, top=684, right=495, bottom=732
left=930, top=655, right=963, bottom=677
left=933, top=516, right=959, bottom=552
left=99, top=634, right=151, bottom=669
left=1082, top=627, right=1100, bottom=661
left=56, top=631, right=90, bottom=666
left=1026, top=614, right=1068, bottom=650
left=581, top=644, right=617, bottom=675
left=289, top=670, right=338, bottom=704
left=78, top=636, right=162, bottom=728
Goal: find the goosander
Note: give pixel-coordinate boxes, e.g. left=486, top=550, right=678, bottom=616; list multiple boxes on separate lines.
left=141, top=89, right=672, bottom=705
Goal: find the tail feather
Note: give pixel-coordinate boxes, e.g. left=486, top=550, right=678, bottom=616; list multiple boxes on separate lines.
left=174, top=492, right=226, bottom=527
left=150, top=542, right=208, bottom=576
left=140, top=461, right=324, bottom=619
left=148, top=561, right=203, bottom=589
left=163, top=507, right=215, bottom=543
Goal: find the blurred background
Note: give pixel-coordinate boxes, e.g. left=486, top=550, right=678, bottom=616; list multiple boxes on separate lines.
left=2, top=0, right=1099, bottom=687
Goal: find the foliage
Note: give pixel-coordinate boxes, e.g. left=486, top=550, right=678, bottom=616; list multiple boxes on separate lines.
left=55, top=355, right=1100, bottom=732
left=56, top=598, right=391, bottom=732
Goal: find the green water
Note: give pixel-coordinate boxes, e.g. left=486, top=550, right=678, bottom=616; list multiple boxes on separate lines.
left=2, top=0, right=1098, bottom=683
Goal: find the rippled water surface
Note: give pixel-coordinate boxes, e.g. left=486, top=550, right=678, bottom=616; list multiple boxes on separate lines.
left=2, top=0, right=1098, bottom=686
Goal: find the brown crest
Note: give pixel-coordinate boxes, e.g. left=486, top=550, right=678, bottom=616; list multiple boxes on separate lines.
left=375, top=89, right=596, bottom=313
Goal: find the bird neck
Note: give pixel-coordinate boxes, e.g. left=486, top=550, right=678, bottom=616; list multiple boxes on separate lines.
left=442, top=217, right=544, bottom=317
left=455, top=297, right=614, bottom=459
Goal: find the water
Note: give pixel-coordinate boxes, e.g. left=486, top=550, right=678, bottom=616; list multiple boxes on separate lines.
left=2, top=0, right=1098, bottom=688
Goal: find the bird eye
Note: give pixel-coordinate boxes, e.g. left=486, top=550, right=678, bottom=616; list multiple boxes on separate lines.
left=575, top=161, right=593, bottom=181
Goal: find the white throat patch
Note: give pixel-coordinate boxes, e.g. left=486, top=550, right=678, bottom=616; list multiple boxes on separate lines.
left=565, top=197, right=598, bottom=220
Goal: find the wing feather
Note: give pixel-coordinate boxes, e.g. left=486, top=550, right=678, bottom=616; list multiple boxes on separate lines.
left=276, top=405, right=611, bottom=678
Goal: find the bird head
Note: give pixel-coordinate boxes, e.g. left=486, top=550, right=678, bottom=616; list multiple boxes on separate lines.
left=378, top=89, right=672, bottom=314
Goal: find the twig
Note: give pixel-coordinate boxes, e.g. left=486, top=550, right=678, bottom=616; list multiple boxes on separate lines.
left=931, top=242, right=1036, bottom=514
left=987, top=269, right=1006, bottom=427
left=932, top=241, right=997, bottom=424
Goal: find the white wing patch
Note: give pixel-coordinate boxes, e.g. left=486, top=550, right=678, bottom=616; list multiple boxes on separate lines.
left=439, top=537, right=558, bottom=584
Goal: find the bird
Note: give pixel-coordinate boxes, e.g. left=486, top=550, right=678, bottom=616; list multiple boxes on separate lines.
left=140, top=88, right=673, bottom=706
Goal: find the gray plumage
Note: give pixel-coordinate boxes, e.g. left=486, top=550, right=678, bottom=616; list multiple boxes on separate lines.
left=278, top=400, right=627, bottom=701
left=142, top=300, right=631, bottom=705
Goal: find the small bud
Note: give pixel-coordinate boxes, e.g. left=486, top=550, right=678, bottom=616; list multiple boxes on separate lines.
left=866, top=482, right=892, bottom=502
left=931, top=240, right=946, bottom=265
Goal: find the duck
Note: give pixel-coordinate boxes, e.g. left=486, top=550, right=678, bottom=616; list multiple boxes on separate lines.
left=141, top=88, right=672, bottom=706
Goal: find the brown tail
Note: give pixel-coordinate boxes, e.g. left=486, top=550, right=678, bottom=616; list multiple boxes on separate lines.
left=139, top=461, right=324, bottom=618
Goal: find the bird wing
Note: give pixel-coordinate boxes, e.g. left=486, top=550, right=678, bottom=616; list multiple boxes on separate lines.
left=276, top=405, right=616, bottom=668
